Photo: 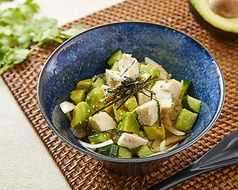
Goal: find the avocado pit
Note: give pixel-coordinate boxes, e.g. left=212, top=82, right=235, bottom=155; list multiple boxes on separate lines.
left=209, top=0, right=238, bottom=18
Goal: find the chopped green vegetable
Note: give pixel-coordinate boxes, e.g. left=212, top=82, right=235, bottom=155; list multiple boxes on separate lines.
left=76, top=78, right=94, bottom=91
left=85, top=87, right=106, bottom=114
left=181, top=95, right=201, bottom=113
left=71, top=102, right=91, bottom=128
left=107, top=49, right=123, bottom=68
left=117, top=112, right=141, bottom=133
left=118, top=146, right=132, bottom=158
left=70, top=89, right=86, bottom=104
left=113, top=104, right=128, bottom=122
left=0, top=0, right=87, bottom=75
left=90, top=76, right=105, bottom=91
left=136, top=145, right=154, bottom=158
left=88, top=132, right=111, bottom=144
left=143, top=122, right=165, bottom=140
left=139, top=64, right=160, bottom=80
left=179, top=79, right=191, bottom=99
left=124, top=96, right=138, bottom=117
left=110, top=61, right=120, bottom=71
left=174, top=108, right=198, bottom=132
left=97, top=144, right=119, bottom=157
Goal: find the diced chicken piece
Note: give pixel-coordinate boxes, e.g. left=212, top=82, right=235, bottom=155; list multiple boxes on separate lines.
left=89, top=112, right=116, bottom=132
left=136, top=90, right=152, bottom=106
left=105, top=69, right=121, bottom=88
left=152, top=89, right=172, bottom=117
left=136, top=100, right=158, bottom=126
left=117, top=133, right=148, bottom=149
left=152, top=79, right=182, bottom=99
left=118, top=53, right=139, bottom=77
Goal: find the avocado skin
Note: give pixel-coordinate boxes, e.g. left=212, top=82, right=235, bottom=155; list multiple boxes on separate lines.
left=190, top=0, right=238, bottom=33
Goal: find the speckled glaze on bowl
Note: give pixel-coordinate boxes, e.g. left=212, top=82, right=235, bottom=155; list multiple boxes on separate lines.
left=37, top=22, right=225, bottom=176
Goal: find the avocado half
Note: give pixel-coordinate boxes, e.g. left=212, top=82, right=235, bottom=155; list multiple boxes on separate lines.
left=190, top=0, right=238, bottom=33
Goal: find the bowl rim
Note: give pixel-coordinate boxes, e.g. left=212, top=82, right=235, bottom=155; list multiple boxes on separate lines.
left=37, top=21, right=225, bottom=163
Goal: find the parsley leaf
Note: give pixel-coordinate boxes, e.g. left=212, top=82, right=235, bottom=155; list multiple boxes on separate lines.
left=0, top=0, right=87, bottom=75
left=60, top=24, right=87, bottom=38
left=0, top=48, right=30, bottom=75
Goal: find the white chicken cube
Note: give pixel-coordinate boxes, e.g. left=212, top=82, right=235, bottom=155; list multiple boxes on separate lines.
left=136, top=100, right=158, bottom=126
left=136, top=90, right=152, bottom=106
left=105, top=69, right=121, bottom=88
left=152, top=88, right=173, bottom=117
left=118, top=53, right=139, bottom=77
left=117, top=133, right=148, bottom=149
left=152, top=79, right=182, bottom=99
left=89, top=112, right=116, bottom=132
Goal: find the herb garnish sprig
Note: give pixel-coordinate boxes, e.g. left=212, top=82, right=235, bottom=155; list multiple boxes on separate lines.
left=0, top=0, right=87, bottom=75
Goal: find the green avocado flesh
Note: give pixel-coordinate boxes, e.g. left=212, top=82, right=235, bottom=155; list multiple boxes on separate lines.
left=190, top=0, right=238, bottom=33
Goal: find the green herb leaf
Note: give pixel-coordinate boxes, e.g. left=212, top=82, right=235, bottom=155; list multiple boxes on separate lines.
left=4, top=48, right=30, bottom=64
left=0, top=48, right=30, bottom=75
left=39, top=27, right=63, bottom=43
left=0, top=43, right=10, bottom=66
left=18, top=0, right=39, bottom=19
left=0, top=0, right=87, bottom=76
left=0, top=8, right=25, bottom=25
left=60, top=24, right=87, bottom=38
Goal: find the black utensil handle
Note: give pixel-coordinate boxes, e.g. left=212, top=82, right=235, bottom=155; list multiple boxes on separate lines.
left=147, top=164, right=204, bottom=190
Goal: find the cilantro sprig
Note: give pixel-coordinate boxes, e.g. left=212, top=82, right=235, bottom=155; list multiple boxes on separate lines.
left=0, top=0, right=87, bottom=75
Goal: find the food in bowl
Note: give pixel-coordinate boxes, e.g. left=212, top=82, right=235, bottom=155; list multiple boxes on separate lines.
left=60, top=50, right=202, bottom=158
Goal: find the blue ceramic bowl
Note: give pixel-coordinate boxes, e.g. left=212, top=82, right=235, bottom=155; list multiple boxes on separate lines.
left=37, top=22, right=225, bottom=176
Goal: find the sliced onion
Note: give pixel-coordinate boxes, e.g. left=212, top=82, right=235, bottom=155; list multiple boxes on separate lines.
left=165, top=124, right=185, bottom=136
left=60, top=101, right=75, bottom=113
left=149, top=143, right=179, bottom=157
left=65, top=112, right=72, bottom=121
left=160, top=140, right=166, bottom=152
left=165, top=135, right=186, bottom=146
left=79, top=139, right=114, bottom=149
left=145, top=57, right=160, bottom=67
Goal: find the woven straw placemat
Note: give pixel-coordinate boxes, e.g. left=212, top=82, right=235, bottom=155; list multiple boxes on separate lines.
left=2, top=0, right=238, bottom=189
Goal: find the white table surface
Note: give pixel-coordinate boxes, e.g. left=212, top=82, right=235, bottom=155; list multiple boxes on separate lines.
left=0, top=0, right=123, bottom=189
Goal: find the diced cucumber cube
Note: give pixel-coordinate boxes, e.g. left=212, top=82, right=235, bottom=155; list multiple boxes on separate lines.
left=181, top=95, right=201, bottom=113
left=175, top=108, right=198, bottom=132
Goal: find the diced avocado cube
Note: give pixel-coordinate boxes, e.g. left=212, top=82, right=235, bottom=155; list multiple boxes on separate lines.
left=113, top=104, right=128, bottom=122
left=90, top=76, right=105, bottom=91
left=179, top=79, right=191, bottom=99
left=71, top=102, right=91, bottom=128
left=104, top=104, right=114, bottom=117
left=117, top=112, right=141, bottom=134
left=70, top=89, right=85, bottom=104
left=85, top=87, right=106, bottom=114
left=136, top=145, right=154, bottom=158
left=124, top=96, right=138, bottom=118
left=111, top=61, right=120, bottom=71
left=181, top=95, right=201, bottom=113
left=97, top=144, right=119, bottom=157
left=143, top=122, right=165, bottom=140
left=88, top=132, right=111, bottom=144
left=118, top=146, right=133, bottom=158
left=107, top=49, right=123, bottom=68
left=76, top=78, right=94, bottom=91
left=175, top=108, right=198, bottom=132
